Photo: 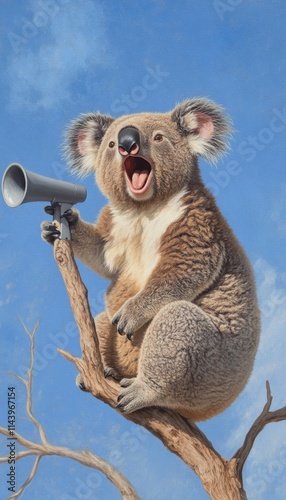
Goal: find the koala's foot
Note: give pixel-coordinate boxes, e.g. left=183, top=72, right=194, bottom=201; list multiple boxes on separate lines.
left=120, top=377, right=136, bottom=387
left=104, top=366, right=121, bottom=381
left=116, top=377, right=158, bottom=413
left=75, top=374, right=89, bottom=392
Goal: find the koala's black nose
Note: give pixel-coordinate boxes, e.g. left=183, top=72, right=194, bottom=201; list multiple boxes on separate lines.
left=118, top=126, right=140, bottom=156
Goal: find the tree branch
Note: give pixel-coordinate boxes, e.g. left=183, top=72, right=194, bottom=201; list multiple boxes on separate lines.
left=9, top=456, right=42, bottom=500
left=234, top=381, right=286, bottom=481
left=0, top=320, right=140, bottom=500
left=16, top=320, right=49, bottom=446
left=0, top=424, right=139, bottom=499
left=53, top=238, right=286, bottom=500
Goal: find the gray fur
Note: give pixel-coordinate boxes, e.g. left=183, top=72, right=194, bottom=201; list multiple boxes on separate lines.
left=172, top=97, right=232, bottom=163
left=64, top=112, right=114, bottom=176
left=42, top=98, right=260, bottom=420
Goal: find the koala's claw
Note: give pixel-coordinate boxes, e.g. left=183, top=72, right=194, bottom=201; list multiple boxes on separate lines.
left=61, top=208, right=79, bottom=225
left=111, top=315, right=119, bottom=326
left=75, top=374, right=89, bottom=392
left=112, top=315, right=127, bottom=336
left=118, top=326, right=125, bottom=336
left=120, top=377, right=136, bottom=388
left=117, top=392, right=124, bottom=404
left=112, top=313, right=134, bottom=339
left=112, top=296, right=149, bottom=339
left=104, top=367, right=121, bottom=381
left=41, top=221, right=61, bottom=244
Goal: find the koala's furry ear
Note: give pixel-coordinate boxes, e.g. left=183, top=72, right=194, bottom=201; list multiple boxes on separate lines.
left=64, top=113, right=115, bottom=176
left=171, top=98, right=232, bottom=163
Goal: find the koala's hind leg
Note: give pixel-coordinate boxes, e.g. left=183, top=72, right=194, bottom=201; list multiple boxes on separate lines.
left=95, top=312, right=142, bottom=380
left=117, top=301, right=253, bottom=419
left=76, top=312, right=121, bottom=390
left=94, top=312, right=121, bottom=380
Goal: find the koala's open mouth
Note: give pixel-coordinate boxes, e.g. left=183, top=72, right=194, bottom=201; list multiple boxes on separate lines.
left=124, top=156, right=153, bottom=195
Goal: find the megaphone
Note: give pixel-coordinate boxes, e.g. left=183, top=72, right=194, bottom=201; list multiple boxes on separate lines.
left=2, top=163, right=87, bottom=240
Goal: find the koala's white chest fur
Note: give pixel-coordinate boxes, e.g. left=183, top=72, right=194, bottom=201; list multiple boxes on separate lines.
left=105, top=189, right=187, bottom=289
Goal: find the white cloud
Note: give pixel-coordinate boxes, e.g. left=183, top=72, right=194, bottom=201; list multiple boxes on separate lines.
left=270, top=183, right=286, bottom=236
left=0, top=281, right=14, bottom=308
left=6, top=0, right=108, bottom=110
left=227, top=258, right=286, bottom=442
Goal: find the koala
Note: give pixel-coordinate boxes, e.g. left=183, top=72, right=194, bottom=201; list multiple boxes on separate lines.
left=42, top=98, right=260, bottom=421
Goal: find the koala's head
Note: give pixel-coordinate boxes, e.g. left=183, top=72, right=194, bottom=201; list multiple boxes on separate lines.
left=64, top=98, right=231, bottom=206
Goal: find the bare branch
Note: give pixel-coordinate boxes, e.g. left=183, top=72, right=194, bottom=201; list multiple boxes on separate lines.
left=18, top=316, right=39, bottom=340
left=57, top=347, right=83, bottom=368
left=8, top=322, right=50, bottom=446
left=234, top=381, right=286, bottom=480
left=0, top=450, right=36, bottom=465
left=25, top=323, right=49, bottom=446
left=9, top=456, right=42, bottom=500
left=0, top=317, right=140, bottom=500
left=7, top=371, right=26, bottom=386
left=0, top=424, right=139, bottom=499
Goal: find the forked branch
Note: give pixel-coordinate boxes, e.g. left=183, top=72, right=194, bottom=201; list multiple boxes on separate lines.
left=0, top=322, right=139, bottom=500
left=54, top=239, right=286, bottom=500
left=234, top=381, right=286, bottom=482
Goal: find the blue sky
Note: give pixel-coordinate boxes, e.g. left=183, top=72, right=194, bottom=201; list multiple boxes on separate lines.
left=0, top=0, right=286, bottom=498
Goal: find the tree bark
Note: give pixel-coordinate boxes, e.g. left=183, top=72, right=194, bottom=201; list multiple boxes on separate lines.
left=54, top=239, right=286, bottom=500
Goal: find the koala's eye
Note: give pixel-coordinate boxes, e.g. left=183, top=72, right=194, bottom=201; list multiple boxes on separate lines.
left=109, top=141, right=115, bottom=148
left=154, top=133, right=163, bottom=142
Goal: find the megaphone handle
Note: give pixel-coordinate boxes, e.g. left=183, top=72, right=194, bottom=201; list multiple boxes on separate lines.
left=52, top=202, right=72, bottom=240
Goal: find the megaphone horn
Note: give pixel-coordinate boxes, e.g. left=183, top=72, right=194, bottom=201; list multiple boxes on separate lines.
left=2, top=163, right=87, bottom=240
left=2, top=163, right=86, bottom=207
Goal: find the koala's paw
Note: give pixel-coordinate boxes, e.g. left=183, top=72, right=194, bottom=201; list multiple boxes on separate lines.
left=41, top=220, right=60, bottom=245
left=120, top=377, right=136, bottom=388
left=75, top=374, right=89, bottom=392
left=41, top=208, right=80, bottom=244
left=104, top=366, right=121, bottom=381
left=112, top=297, right=150, bottom=340
left=61, top=208, right=79, bottom=226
